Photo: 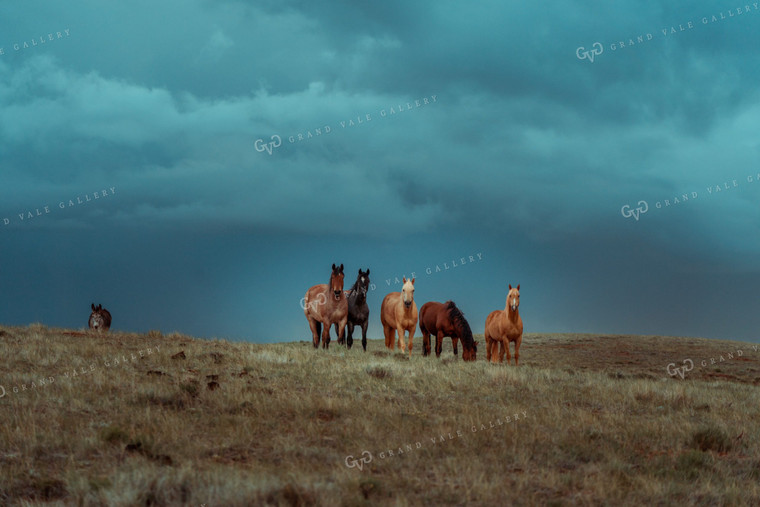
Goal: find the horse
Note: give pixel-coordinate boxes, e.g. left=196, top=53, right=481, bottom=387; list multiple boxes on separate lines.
left=419, top=301, right=477, bottom=361
left=89, top=303, right=112, bottom=332
left=484, top=284, right=523, bottom=365
left=345, top=268, right=370, bottom=351
left=380, top=277, right=418, bottom=357
left=304, top=263, right=348, bottom=349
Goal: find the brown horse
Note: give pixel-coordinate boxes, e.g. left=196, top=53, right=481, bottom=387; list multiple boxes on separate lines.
left=304, top=263, right=348, bottom=349
left=380, top=277, right=418, bottom=357
left=484, top=284, right=523, bottom=365
left=420, top=301, right=477, bottom=361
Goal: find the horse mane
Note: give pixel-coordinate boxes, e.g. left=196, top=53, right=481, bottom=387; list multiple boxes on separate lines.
left=445, top=301, right=474, bottom=346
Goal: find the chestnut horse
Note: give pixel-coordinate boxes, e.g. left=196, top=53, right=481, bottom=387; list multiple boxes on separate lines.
left=345, top=268, right=370, bottom=351
left=89, top=303, right=112, bottom=332
left=304, top=264, right=348, bottom=349
left=419, top=301, right=477, bottom=361
left=380, top=277, right=418, bottom=357
left=484, top=284, right=523, bottom=365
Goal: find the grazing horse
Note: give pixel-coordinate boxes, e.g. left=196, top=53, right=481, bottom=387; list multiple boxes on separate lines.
left=484, top=284, right=523, bottom=365
left=419, top=301, right=478, bottom=361
left=345, top=268, right=370, bottom=351
left=304, top=264, right=348, bottom=349
left=89, top=303, right=112, bottom=332
left=380, top=277, right=418, bottom=357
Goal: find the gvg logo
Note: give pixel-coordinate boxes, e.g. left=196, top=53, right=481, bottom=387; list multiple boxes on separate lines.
left=576, top=42, right=603, bottom=63
left=254, top=135, right=282, bottom=155
left=621, top=200, right=649, bottom=221
left=345, top=451, right=372, bottom=471
left=666, top=359, right=694, bottom=379
left=299, top=292, right=327, bottom=311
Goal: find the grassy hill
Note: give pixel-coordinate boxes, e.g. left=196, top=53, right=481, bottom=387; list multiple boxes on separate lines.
left=1, top=324, right=760, bottom=505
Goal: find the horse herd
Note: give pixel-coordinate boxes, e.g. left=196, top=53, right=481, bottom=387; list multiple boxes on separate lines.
left=303, top=264, right=524, bottom=364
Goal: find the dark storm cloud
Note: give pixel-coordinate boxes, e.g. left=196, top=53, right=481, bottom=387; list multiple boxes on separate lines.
left=1, top=1, right=759, bottom=340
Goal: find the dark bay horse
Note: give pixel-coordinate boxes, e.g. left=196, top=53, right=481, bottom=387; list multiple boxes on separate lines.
left=304, top=264, right=348, bottom=349
left=89, top=303, right=112, bottom=332
left=345, top=268, right=370, bottom=351
left=419, top=301, right=477, bottom=361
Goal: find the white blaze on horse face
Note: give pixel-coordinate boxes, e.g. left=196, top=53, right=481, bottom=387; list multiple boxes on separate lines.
left=402, top=279, right=415, bottom=305
left=508, top=291, right=520, bottom=312
left=91, top=314, right=104, bottom=328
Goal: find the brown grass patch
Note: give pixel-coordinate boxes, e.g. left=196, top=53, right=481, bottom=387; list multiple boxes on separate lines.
left=1, top=327, right=759, bottom=504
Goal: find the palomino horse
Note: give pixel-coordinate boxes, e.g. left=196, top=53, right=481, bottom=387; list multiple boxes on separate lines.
left=304, top=263, right=348, bottom=349
left=484, top=284, right=523, bottom=365
left=345, top=268, right=370, bottom=351
left=419, top=301, right=478, bottom=361
left=380, top=277, right=418, bottom=357
left=89, top=303, right=112, bottom=332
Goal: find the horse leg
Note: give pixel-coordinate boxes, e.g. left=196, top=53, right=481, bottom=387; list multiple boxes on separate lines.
left=322, top=322, right=331, bottom=349
left=492, top=339, right=502, bottom=364
left=397, top=326, right=406, bottom=354
left=407, top=327, right=414, bottom=358
left=338, top=317, right=347, bottom=348
left=383, top=324, right=393, bottom=349
left=361, top=320, right=368, bottom=352
left=514, top=335, right=522, bottom=366
left=346, top=322, right=355, bottom=349
left=309, top=319, right=321, bottom=349
left=452, top=337, right=459, bottom=356
left=435, top=331, right=444, bottom=358
left=503, top=339, right=511, bottom=365
left=422, top=330, right=430, bottom=356
left=334, top=323, right=343, bottom=346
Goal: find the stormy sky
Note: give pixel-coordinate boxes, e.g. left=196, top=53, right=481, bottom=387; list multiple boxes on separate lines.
left=1, top=1, right=759, bottom=344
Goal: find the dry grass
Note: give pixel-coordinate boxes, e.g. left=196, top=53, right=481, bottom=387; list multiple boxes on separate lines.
left=1, top=325, right=760, bottom=506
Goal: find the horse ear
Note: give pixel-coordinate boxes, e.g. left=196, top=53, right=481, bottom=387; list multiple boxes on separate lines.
left=402, top=276, right=406, bottom=283
left=411, top=277, right=415, bottom=285
left=358, top=268, right=362, bottom=275
left=91, top=303, right=95, bottom=311
left=509, top=284, right=512, bottom=290
left=517, top=284, right=520, bottom=291
left=339, top=264, right=344, bottom=273
left=332, top=263, right=337, bottom=271
left=366, top=268, right=370, bottom=275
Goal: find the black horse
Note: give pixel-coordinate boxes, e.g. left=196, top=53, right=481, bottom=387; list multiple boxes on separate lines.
left=345, top=268, right=370, bottom=351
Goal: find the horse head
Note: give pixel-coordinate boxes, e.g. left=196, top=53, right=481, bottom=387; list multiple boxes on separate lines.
left=446, top=301, right=476, bottom=361
left=353, top=268, right=370, bottom=301
left=463, top=341, right=478, bottom=362
left=330, top=263, right=345, bottom=300
left=89, top=303, right=109, bottom=331
left=507, top=284, right=520, bottom=313
left=401, top=277, right=415, bottom=308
